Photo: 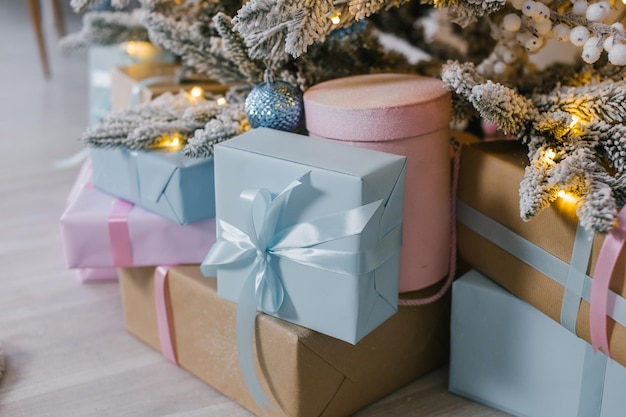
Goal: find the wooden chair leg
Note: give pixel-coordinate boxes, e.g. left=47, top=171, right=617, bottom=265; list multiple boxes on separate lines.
left=51, top=0, right=66, bottom=37
left=26, top=0, right=50, bottom=78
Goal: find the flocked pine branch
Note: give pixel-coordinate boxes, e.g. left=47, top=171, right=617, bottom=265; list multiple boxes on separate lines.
left=233, top=0, right=340, bottom=60
left=141, top=0, right=263, bottom=85
left=533, top=80, right=626, bottom=125
left=347, top=0, right=411, bottom=20
left=83, top=92, right=209, bottom=149
left=59, top=10, right=150, bottom=51
left=441, top=60, right=536, bottom=134
left=212, top=13, right=265, bottom=84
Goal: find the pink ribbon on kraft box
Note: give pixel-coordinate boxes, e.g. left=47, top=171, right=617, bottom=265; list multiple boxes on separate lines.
left=154, top=265, right=178, bottom=365
left=591, top=206, right=626, bottom=356
left=60, top=169, right=217, bottom=272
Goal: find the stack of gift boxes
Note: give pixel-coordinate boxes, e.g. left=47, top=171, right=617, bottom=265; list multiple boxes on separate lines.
left=450, top=140, right=626, bottom=416
left=65, top=55, right=626, bottom=416
left=60, top=70, right=457, bottom=416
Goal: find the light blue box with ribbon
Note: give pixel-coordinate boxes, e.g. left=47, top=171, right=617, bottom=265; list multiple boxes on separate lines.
left=201, top=127, right=406, bottom=410
left=90, top=147, right=215, bottom=225
left=450, top=270, right=626, bottom=417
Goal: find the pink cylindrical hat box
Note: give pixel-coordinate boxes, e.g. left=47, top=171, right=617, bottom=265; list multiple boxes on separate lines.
left=303, top=73, right=451, bottom=293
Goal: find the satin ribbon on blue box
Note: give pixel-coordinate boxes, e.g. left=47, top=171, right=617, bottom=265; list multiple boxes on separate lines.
left=202, top=173, right=402, bottom=412
left=456, top=200, right=625, bottom=416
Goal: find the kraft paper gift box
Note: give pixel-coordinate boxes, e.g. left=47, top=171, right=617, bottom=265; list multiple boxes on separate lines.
left=88, top=43, right=176, bottom=126
left=110, top=62, right=231, bottom=112
left=60, top=166, right=217, bottom=278
left=118, top=265, right=450, bottom=417
left=456, top=140, right=626, bottom=368
left=203, top=127, right=407, bottom=345
left=450, top=269, right=626, bottom=417
left=90, top=147, right=215, bottom=225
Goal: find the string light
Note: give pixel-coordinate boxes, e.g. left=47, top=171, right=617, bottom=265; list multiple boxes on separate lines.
left=153, top=133, right=184, bottom=151
left=330, top=11, right=341, bottom=24
left=216, top=96, right=227, bottom=106
left=557, top=190, right=578, bottom=205
left=542, top=148, right=557, bottom=164
left=569, top=115, right=580, bottom=129
left=124, top=41, right=159, bottom=60
left=190, top=86, right=204, bottom=98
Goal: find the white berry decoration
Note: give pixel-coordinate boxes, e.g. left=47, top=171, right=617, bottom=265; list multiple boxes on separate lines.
left=502, top=13, right=522, bottom=32
left=553, top=23, right=570, bottom=42
left=572, top=0, right=589, bottom=16
left=586, top=1, right=611, bottom=22
left=570, top=26, right=590, bottom=46
left=525, top=36, right=544, bottom=52
left=608, top=43, right=626, bottom=65
left=582, top=44, right=602, bottom=63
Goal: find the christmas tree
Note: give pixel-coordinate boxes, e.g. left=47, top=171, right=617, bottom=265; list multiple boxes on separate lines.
left=75, top=0, right=626, bottom=234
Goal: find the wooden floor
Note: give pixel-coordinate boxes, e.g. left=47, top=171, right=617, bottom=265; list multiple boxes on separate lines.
left=0, top=3, right=510, bottom=416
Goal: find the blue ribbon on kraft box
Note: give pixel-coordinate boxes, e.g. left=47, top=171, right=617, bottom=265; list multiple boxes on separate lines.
left=90, top=147, right=215, bottom=225
left=201, top=127, right=406, bottom=411
left=450, top=270, right=626, bottom=417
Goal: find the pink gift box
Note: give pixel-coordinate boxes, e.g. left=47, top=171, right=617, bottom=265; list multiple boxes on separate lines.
left=60, top=163, right=216, bottom=282
left=304, top=74, right=452, bottom=293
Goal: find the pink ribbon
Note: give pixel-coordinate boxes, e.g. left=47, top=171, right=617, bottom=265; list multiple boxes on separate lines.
left=107, top=199, right=135, bottom=267
left=154, top=265, right=178, bottom=364
left=591, top=206, right=626, bottom=355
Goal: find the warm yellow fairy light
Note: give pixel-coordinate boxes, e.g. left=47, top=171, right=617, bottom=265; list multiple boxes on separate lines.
left=545, top=149, right=556, bottom=160
left=330, top=11, right=341, bottom=24
left=569, top=115, right=580, bottom=129
left=168, top=135, right=181, bottom=148
left=124, top=41, right=159, bottom=60
left=190, top=86, right=204, bottom=98
left=216, top=96, right=227, bottom=106
left=153, top=133, right=184, bottom=151
left=558, top=190, right=578, bottom=205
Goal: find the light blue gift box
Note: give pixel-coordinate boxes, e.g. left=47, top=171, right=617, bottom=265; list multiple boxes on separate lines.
left=203, top=127, right=407, bottom=344
left=450, top=270, right=626, bottom=417
left=88, top=44, right=176, bottom=126
left=90, top=147, right=215, bottom=225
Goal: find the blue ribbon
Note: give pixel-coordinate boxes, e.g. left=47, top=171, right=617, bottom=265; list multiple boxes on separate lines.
left=202, top=173, right=402, bottom=412
left=561, top=223, right=594, bottom=334
left=456, top=201, right=626, bottom=328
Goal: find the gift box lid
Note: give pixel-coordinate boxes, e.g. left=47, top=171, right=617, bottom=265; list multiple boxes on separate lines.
left=303, top=73, right=451, bottom=141
left=219, top=127, right=407, bottom=200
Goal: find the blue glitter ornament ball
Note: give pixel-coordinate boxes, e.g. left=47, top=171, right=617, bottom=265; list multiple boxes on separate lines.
left=244, top=80, right=303, bottom=132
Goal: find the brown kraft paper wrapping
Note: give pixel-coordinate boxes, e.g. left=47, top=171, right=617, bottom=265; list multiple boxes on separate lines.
left=118, top=265, right=450, bottom=417
left=111, top=63, right=231, bottom=112
left=457, top=140, right=626, bottom=366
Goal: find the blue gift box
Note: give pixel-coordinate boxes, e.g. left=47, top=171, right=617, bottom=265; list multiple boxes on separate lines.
left=450, top=270, right=626, bottom=417
left=88, top=44, right=176, bottom=126
left=203, top=127, right=407, bottom=344
left=90, top=147, right=215, bottom=225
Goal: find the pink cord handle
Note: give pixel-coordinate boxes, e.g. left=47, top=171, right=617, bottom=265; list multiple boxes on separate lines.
left=154, top=265, right=178, bottom=364
left=107, top=199, right=135, bottom=267
left=590, top=206, right=626, bottom=355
